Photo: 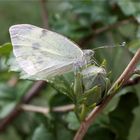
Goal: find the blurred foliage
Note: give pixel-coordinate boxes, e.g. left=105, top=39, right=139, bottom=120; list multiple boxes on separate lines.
left=0, top=0, right=140, bottom=140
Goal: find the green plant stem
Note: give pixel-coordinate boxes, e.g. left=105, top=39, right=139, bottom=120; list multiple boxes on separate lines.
left=74, top=48, right=140, bottom=140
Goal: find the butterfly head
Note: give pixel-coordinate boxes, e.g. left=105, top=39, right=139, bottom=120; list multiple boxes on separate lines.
left=82, top=49, right=95, bottom=65
left=83, top=49, right=94, bottom=56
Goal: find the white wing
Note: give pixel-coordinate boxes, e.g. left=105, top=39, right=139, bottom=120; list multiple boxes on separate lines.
left=9, top=24, right=83, bottom=78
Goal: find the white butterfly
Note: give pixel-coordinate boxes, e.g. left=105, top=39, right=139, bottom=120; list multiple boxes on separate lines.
left=9, top=24, right=95, bottom=80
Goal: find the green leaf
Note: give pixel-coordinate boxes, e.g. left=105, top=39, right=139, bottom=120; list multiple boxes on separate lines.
left=85, top=125, right=115, bottom=140
left=64, top=111, right=80, bottom=130
left=0, top=126, right=21, bottom=140
left=50, top=73, right=74, bottom=100
left=118, top=0, right=137, bottom=16
left=128, top=85, right=140, bottom=140
left=109, top=92, right=139, bottom=139
left=117, top=0, right=140, bottom=23
left=118, top=23, right=136, bottom=38
left=82, top=86, right=102, bottom=106
left=50, top=92, right=71, bottom=107
left=0, top=102, right=16, bottom=119
left=32, top=124, right=54, bottom=140
left=0, top=83, right=17, bottom=101
left=127, top=39, right=140, bottom=54
left=56, top=124, right=73, bottom=140
left=0, top=43, right=12, bottom=57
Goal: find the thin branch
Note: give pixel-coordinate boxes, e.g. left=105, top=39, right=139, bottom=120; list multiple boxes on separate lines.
left=40, top=0, right=48, bottom=29
left=94, top=17, right=134, bottom=35
left=21, top=104, right=49, bottom=114
left=124, top=76, right=140, bottom=86
left=21, top=104, right=75, bottom=114
left=79, top=17, right=136, bottom=47
left=53, top=104, right=75, bottom=112
left=22, top=81, right=46, bottom=103
left=74, top=49, right=140, bottom=140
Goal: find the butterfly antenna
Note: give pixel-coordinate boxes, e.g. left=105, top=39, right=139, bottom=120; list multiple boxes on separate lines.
left=92, top=42, right=126, bottom=51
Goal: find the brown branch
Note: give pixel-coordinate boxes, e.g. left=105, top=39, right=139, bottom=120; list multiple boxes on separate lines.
left=79, top=17, right=136, bottom=47
left=40, top=0, right=48, bottom=29
left=94, top=17, right=134, bottom=35
left=74, top=49, right=140, bottom=140
left=22, top=81, right=46, bottom=103
left=21, top=104, right=75, bottom=114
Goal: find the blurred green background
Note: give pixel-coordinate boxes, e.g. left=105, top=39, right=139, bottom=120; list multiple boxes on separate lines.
left=0, top=0, right=140, bottom=140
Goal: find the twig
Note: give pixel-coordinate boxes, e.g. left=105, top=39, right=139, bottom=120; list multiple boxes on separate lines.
left=79, top=17, right=136, bottom=47
left=53, top=104, right=74, bottom=112
left=22, top=81, right=46, bottom=103
left=21, top=104, right=75, bottom=114
left=124, top=76, right=140, bottom=86
left=40, top=0, right=48, bottom=29
left=74, top=49, right=140, bottom=140
left=21, top=104, right=49, bottom=114
left=94, top=17, right=134, bottom=35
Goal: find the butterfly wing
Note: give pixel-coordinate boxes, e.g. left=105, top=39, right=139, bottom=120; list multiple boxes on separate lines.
left=9, top=24, right=83, bottom=78
left=20, top=61, right=74, bottom=81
